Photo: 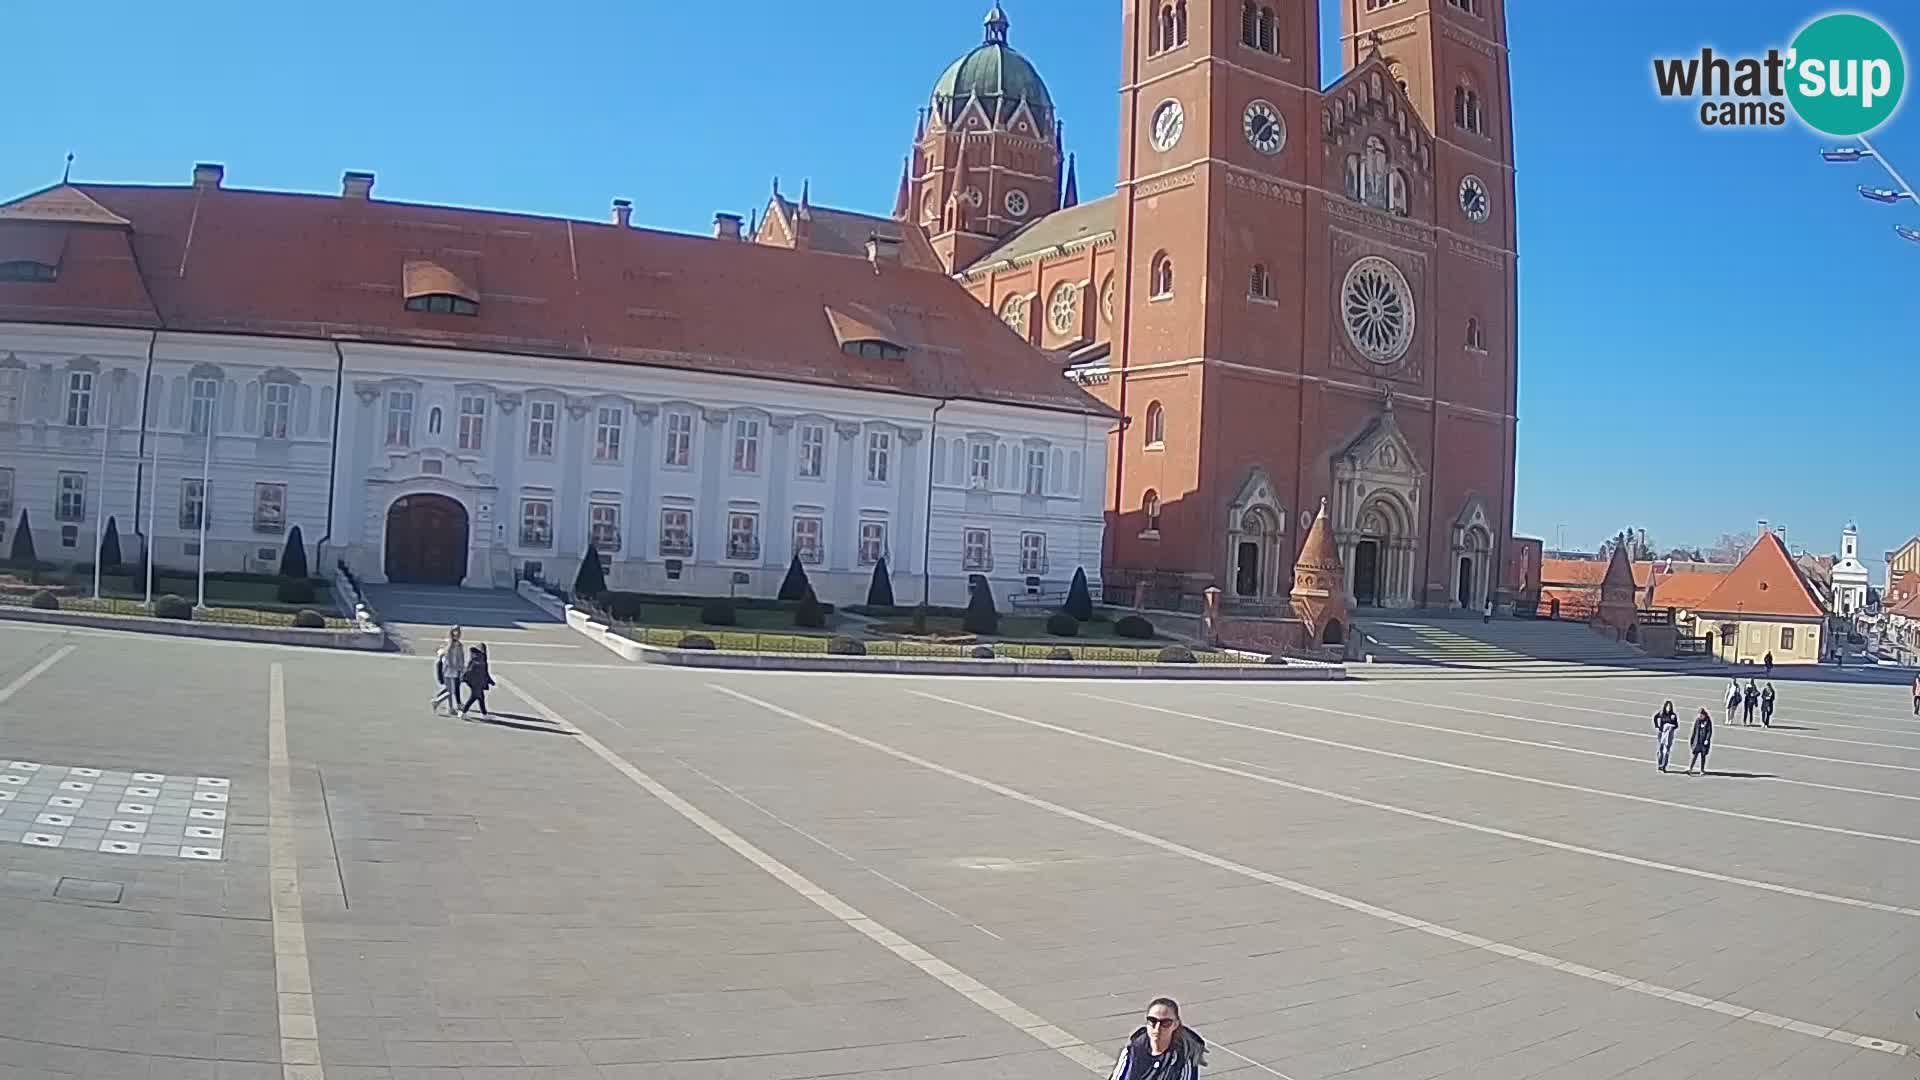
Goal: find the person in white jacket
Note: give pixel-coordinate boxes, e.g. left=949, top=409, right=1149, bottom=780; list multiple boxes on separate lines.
left=432, top=627, right=467, bottom=714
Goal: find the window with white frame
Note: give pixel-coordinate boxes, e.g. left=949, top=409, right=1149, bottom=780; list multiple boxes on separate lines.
left=253, top=483, right=286, bottom=533
left=385, top=390, right=415, bottom=448
left=969, top=441, right=993, bottom=486
left=659, top=507, right=693, bottom=557
left=595, top=406, right=624, bottom=462
left=64, top=371, right=93, bottom=427
left=858, top=520, right=887, bottom=566
left=1020, top=532, right=1047, bottom=575
left=797, top=423, right=826, bottom=479
left=458, top=395, right=487, bottom=451
left=189, top=377, right=219, bottom=435
left=55, top=471, right=85, bottom=523
left=1024, top=447, right=1047, bottom=495
left=732, top=417, right=761, bottom=473
left=866, top=430, right=891, bottom=483
left=589, top=501, right=621, bottom=551
left=0, top=467, right=12, bottom=519
left=0, top=368, right=22, bottom=423
left=179, top=479, right=205, bottom=531
left=262, top=382, right=293, bottom=439
left=526, top=400, right=557, bottom=457
left=962, top=527, right=992, bottom=571
left=664, top=410, right=694, bottom=467
left=791, top=515, right=824, bottom=564
left=727, top=512, right=760, bottom=560
left=520, top=498, right=552, bottom=547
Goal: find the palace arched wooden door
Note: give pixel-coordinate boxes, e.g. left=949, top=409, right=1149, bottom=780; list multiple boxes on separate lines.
left=384, top=495, right=469, bottom=585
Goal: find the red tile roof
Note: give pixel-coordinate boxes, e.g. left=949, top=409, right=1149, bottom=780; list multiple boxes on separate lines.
left=1696, top=531, right=1826, bottom=619
left=1542, top=558, right=1654, bottom=588
left=1651, top=571, right=1724, bottom=611
left=0, top=181, right=1109, bottom=417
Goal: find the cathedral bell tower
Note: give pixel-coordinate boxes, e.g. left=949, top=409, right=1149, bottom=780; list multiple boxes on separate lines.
left=908, top=5, right=1062, bottom=273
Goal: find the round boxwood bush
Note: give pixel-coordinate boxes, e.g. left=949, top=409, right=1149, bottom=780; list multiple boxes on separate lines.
left=794, top=588, right=827, bottom=629
left=699, top=601, right=737, bottom=627
left=677, top=634, right=716, bottom=650
left=827, top=636, right=867, bottom=656
left=605, top=591, right=645, bottom=623
left=1114, top=614, right=1155, bottom=639
left=1048, top=646, right=1075, bottom=661
left=1156, top=645, right=1196, bottom=664
left=970, top=644, right=995, bottom=659
left=292, top=609, right=326, bottom=629
left=1045, top=612, right=1080, bottom=637
left=28, top=590, right=59, bottom=610
left=1265, top=653, right=1290, bottom=665
left=276, top=578, right=317, bottom=605
left=152, top=595, right=194, bottom=621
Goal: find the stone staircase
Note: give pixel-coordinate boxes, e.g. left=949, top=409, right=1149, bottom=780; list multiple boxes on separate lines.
left=1350, top=614, right=1658, bottom=672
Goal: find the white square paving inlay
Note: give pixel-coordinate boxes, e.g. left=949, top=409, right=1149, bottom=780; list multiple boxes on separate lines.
left=0, top=756, right=230, bottom=861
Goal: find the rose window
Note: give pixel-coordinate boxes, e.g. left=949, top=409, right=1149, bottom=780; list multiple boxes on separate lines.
left=1341, top=256, right=1415, bottom=363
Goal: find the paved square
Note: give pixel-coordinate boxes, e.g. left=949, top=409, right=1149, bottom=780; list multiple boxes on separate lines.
left=0, top=603, right=1916, bottom=1079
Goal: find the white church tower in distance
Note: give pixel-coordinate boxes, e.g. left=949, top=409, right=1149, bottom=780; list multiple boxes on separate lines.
left=1833, top=522, right=1870, bottom=615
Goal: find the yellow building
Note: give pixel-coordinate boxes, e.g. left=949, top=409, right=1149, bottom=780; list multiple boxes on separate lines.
left=1687, top=531, right=1826, bottom=666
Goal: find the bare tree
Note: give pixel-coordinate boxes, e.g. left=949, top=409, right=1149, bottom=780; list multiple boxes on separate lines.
left=1705, top=530, right=1756, bottom=564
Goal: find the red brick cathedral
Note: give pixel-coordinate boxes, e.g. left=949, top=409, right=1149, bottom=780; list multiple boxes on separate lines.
left=759, top=1, right=1517, bottom=611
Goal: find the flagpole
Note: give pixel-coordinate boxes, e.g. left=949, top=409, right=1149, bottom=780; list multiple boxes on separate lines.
left=196, top=387, right=214, bottom=609
left=92, top=380, right=112, bottom=600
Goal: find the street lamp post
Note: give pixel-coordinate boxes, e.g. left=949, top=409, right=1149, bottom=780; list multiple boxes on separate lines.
left=1825, top=138, right=1920, bottom=245
left=195, top=388, right=215, bottom=610
left=92, top=379, right=114, bottom=600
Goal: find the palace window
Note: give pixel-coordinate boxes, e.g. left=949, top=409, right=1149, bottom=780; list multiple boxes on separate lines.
left=797, top=423, right=826, bottom=479
left=526, top=400, right=557, bottom=458
left=866, top=430, right=892, bottom=483
left=589, top=501, right=621, bottom=552
left=792, top=515, right=824, bottom=565
left=385, top=391, right=415, bottom=448
left=262, top=382, right=293, bottom=440
left=1020, top=532, right=1047, bottom=575
left=858, top=520, right=887, bottom=566
left=404, top=294, right=478, bottom=316
left=252, top=482, right=285, bottom=534
left=0, top=368, right=22, bottom=424
left=1150, top=252, right=1175, bottom=299
left=520, top=499, right=553, bottom=548
left=1025, top=446, right=1047, bottom=496
left=458, top=395, right=487, bottom=451
left=664, top=409, right=694, bottom=468
left=659, top=508, right=693, bottom=558
left=189, top=377, right=218, bottom=436
left=1249, top=263, right=1273, bottom=301
left=595, top=406, right=624, bottom=463
left=969, top=442, right=993, bottom=487
left=1782, top=627, right=1796, bottom=651
left=962, top=528, right=993, bottom=572
left=0, top=468, right=12, bottom=521
left=56, top=471, right=86, bottom=523
left=727, top=512, right=760, bottom=561
left=1144, top=401, right=1166, bottom=448
left=732, top=417, right=761, bottom=473
left=65, top=371, right=93, bottom=428
left=180, top=479, right=205, bottom=531
left=0, top=260, right=56, bottom=282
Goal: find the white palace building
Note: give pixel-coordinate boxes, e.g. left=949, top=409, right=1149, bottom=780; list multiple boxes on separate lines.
left=0, top=166, right=1110, bottom=606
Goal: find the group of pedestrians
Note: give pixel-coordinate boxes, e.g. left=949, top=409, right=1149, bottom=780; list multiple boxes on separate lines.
left=1651, top=676, right=1784, bottom=775
left=1725, top=677, right=1776, bottom=728
left=431, top=625, right=495, bottom=719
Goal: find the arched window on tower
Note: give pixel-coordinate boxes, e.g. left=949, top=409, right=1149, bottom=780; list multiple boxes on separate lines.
left=1466, top=318, right=1486, bottom=351
left=1361, top=136, right=1389, bottom=207
left=1241, top=1, right=1257, bottom=47
left=1343, top=154, right=1361, bottom=201
left=1150, top=252, right=1174, bottom=299
left=1248, top=263, right=1272, bottom=301
left=1143, top=489, right=1162, bottom=533
left=1150, top=7, right=1163, bottom=52
left=1160, top=5, right=1177, bottom=51
left=1388, top=169, right=1408, bottom=216
left=1144, top=402, right=1166, bottom=448
left=1257, top=7, right=1276, bottom=53
left=1175, top=1, right=1189, bottom=46
left=1455, top=84, right=1484, bottom=134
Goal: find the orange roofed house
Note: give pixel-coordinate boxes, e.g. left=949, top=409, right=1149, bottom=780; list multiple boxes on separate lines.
left=753, top=2, right=1520, bottom=612
left=0, top=169, right=1113, bottom=604
left=1688, top=530, right=1829, bottom=665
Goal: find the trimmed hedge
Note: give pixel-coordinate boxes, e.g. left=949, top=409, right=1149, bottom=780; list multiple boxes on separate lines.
left=29, top=590, right=58, bottom=611
left=1045, top=612, right=1079, bottom=637
left=292, top=610, right=326, bottom=629
left=846, top=603, right=966, bottom=619
left=1156, top=645, right=1196, bottom=664
left=1113, top=614, right=1155, bottom=639
left=828, top=636, right=867, bottom=656
left=152, top=595, right=194, bottom=621
left=794, top=588, right=827, bottom=629
left=699, top=601, right=737, bottom=627
left=604, top=591, right=645, bottom=622
left=276, top=579, right=317, bottom=605
left=599, top=590, right=834, bottom=615
left=677, top=634, right=716, bottom=650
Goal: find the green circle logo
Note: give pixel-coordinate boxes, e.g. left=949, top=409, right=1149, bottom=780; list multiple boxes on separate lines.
left=1786, top=13, right=1906, bottom=136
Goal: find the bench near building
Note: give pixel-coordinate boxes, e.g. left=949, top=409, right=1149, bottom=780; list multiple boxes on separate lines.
left=0, top=167, right=1110, bottom=607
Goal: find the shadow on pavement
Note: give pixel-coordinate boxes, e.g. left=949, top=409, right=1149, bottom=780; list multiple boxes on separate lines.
left=462, top=713, right=571, bottom=735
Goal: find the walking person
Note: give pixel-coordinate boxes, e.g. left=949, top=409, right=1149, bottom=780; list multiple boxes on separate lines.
left=434, top=626, right=467, bottom=715
left=1483, top=598, right=1493, bottom=624
left=1652, top=700, right=1680, bottom=772
left=1763, top=651, right=1774, bottom=677
left=1912, top=674, right=1919, bottom=717
left=1743, top=679, right=1759, bottom=726
left=459, top=644, right=494, bottom=720
left=1688, top=707, right=1713, bottom=775
left=1725, top=679, right=1742, bottom=727
left=430, top=644, right=451, bottom=714
left=1760, top=682, right=1775, bottom=728
left=1110, top=998, right=1207, bottom=1080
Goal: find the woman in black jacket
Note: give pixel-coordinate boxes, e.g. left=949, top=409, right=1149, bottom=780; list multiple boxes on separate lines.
left=459, top=644, right=494, bottom=719
left=1688, top=708, right=1713, bottom=775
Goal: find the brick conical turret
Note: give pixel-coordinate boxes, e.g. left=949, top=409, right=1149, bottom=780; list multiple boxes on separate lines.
left=1596, top=534, right=1639, bottom=639
left=1291, top=498, right=1350, bottom=645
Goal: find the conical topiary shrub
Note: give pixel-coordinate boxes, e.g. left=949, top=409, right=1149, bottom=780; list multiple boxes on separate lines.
left=778, top=554, right=811, bottom=603
left=279, top=525, right=309, bottom=580
left=100, top=516, right=124, bottom=571
left=573, top=542, right=608, bottom=601
left=962, top=573, right=998, bottom=636
left=866, top=556, right=895, bottom=608
left=8, top=511, right=35, bottom=564
left=1064, top=566, right=1093, bottom=621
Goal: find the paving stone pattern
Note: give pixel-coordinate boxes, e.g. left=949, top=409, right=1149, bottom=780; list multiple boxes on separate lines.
left=0, top=759, right=228, bottom=859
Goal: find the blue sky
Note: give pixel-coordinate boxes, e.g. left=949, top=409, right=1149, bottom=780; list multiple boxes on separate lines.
left=5, top=2, right=1914, bottom=570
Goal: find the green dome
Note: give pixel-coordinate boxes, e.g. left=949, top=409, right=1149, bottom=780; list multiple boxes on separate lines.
left=931, top=5, right=1054, bottom=128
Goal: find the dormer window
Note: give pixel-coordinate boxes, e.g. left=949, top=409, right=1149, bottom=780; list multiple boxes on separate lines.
left=405, top=294, right=478, bottom=316
left=843, top=340, right=907, bottom=360
left=825, top=303, right=909, bottom=360
left=0, top=261, right=56, bottom=283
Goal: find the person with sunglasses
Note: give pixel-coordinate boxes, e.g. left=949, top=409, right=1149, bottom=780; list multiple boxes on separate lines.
left=1110, top=997, right=1208, bottom=1079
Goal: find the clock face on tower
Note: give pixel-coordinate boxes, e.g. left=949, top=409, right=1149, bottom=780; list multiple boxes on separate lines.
left=1458, top=175, right=1491, bottom=223
left=1243, top=100, right=1286, bottom=155
left=1150, top=99, right=1185, bottom=152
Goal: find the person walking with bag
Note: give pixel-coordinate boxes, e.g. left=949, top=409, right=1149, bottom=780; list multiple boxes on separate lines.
left=1688, top=707, right=1714, bottom=775
left=1725, top=679, right=1742, bottom=726
left=433, top=627, right=467, bottom=715
left=1760, top=682, right=1775, bottom=728
left=1652, top=701, right=1680, bottom=772
left=1743, top=679, right=1759, bottom=726
left=459, top=644, right=494, bottom=720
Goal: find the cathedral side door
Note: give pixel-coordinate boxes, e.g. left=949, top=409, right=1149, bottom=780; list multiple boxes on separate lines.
left=1235, top=542, right=1261, bottom=597
left=1353, top=540, right=1381, bottom=607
